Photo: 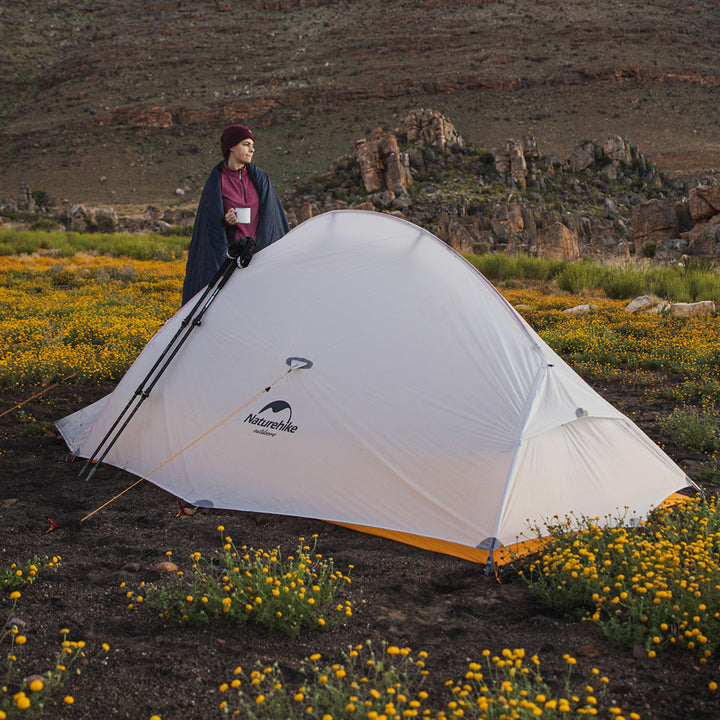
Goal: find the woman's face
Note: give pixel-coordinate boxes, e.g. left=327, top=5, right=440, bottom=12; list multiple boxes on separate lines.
left=228, top=138, right=255, bottom=167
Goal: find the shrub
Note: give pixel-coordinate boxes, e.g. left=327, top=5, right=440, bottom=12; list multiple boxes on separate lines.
left=127, top=533, right=352, bottom=637
left=696, top=456, right=720, bottom=485
left=647, top=267, right=691, bottom=302
left=673, top=380, right=720, bottom=407
left=467, top=252, right=514, bottom=281
left=601, top=266, right=647, bottom=299
left=514, top=253, right=566, bottom=281
left=1, top=556, right=60, bottom=591
left=662, top=405, right=720, bottom=453
left=556, top=262, right=608, bottom=294
left=685, top=267, right=720, bottom=302
left=641, top=242, right=656, bottom=259
left=519, top=497, right=720, bottom=657
left=0, top=229, right=188, bottom=261
left=1, top=593, right=109, bottom=718
left=471, top=241, right=489, bottom=255
left=217, top=642, right=629, bottom=719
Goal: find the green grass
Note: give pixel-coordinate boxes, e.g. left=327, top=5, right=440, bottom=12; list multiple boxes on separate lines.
left=0, top=229, right=189, bottom=261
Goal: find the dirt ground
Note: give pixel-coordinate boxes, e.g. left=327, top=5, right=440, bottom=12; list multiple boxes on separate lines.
left=0, top=378, right=717, bottom=720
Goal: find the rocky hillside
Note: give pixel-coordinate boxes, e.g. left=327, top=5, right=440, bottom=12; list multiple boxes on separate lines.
left=284, top=109, right=720, bottom=261
left=1, top=0, right=720, bottom=207
left=6, top=107, right=720, bottom=262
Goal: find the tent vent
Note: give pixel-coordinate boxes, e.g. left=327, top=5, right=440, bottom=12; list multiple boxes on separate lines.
left=575, top=407, right=589, bottom=418
left=476, top=536, right=503, bottom=550
left=286, top=357, right=313, bottom=370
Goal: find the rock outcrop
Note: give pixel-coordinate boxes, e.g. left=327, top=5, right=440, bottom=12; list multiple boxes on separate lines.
left=354, top=128, right=412, bottom=194
left=402, top=108, right=464, bottom=150
left=536, top=222, right=580, bottom=261
left=354, top=109, right=461, bottom=194
left=631, top=185, right=720, bottom=258
left=285, top=112, right=688, bottom=259
left=631, top=199, right=680, bottom=254
left=13, top=105, right=717, bottom=265
left=684, top=185, right=720, bottom=257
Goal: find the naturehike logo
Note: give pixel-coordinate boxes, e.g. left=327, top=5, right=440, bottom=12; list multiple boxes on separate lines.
left=244, top=400, right=298, bottom=437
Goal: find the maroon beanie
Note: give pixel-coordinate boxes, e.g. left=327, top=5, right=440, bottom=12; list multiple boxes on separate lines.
left=220, top=125, right=255, bottom=157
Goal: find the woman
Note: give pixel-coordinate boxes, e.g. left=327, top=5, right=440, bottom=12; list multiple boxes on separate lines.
left=181, top=125, right=290, bottom=304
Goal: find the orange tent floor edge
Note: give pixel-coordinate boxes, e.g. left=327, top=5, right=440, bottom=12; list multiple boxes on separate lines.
left=332, top=522, right=492, bottom=564
left=332, top=492, right=694, bottom=567
left=331, top=522, right=546, bottom=566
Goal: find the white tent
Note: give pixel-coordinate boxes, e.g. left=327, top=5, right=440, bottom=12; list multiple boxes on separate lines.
left=57, top=210, right=692, bottom=564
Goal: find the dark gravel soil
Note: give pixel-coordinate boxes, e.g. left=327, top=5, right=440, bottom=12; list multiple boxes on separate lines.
left=0, top=379, right=717, bottom=720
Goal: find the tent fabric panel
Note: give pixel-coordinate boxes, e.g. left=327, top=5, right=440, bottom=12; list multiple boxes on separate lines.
left=496, top=417, right=690, bottom=545
left=520, top=362, right=627, bottom=440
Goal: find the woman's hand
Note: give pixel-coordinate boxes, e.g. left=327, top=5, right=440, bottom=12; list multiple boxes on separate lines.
left=224, top=208, right=237, bottom=225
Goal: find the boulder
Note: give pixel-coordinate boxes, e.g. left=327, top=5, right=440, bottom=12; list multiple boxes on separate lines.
left=296, top=202, right=316, bottom=223
left=568, top=142, right=596, bottom=172
left=674, top=200, right=694, bottom=234
left=648, top=300, right=716, bottom=316
left=688, top=185, right=720, bottom=222
left=523, top=135, right=539, bottom=160
left=445, top=218, right=481, bottom=254
left=18, top=186, right=35, bottom=212
left=509, top=143, right=528, bottom=189
left=354, top=134, right=384, bottom=193
left=492, top=139, right=529, bottom=188
left=536, top=222, right=580, bottom=260
left=564, top=304, right=597, bottom=315
left=625, top=295, right=654, bottom=313
left=631, top=198, right=679, bottom=252
left=684, top=222, right=720, bottom=257
left=491, top=203, right=525, bottom=239
left=668, top=301, right=716, bottom=316
left=354, top=127, right=412, bottom=193
left=603, top=136, right=632, bottom=164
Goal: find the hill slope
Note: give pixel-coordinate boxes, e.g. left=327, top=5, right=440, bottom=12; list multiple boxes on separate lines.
left=1, top=0, right=720, bottom=208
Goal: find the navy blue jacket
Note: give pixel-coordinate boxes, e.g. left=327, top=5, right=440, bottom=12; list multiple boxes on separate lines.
left=181, top=162, right=290, bottom=304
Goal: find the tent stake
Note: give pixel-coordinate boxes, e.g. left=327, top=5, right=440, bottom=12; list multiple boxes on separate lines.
left=78, top=256, right=239, bottom=481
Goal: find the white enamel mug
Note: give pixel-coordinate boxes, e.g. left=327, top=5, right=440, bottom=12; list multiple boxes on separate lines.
left=235, top=207, right=251, bottom=224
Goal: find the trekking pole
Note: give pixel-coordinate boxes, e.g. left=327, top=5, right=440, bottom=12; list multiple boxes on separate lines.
left=75, top=357, right=313, bottom=526
left=78, top=256, right=239, bottom=481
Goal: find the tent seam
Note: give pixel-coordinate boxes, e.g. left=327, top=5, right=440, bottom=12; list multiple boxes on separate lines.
left=489, top=361, right=550, bottom=559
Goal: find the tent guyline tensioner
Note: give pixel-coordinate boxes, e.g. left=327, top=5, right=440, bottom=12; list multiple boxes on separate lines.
left=77, top=256, right=239, bottom=481
left=76, top=356, right=313, bottom=525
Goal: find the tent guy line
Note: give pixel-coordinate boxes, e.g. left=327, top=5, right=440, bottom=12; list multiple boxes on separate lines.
left=77, top=358, right=312, bottom=526
left=0, top=372, right=77, bottom=419
left=78, top=255, right=239, bottom=482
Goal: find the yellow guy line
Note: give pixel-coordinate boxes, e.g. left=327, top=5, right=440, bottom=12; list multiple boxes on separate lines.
left=80, top=367, right=294, bottom=523
left=0, top=373, right=78, bottom=419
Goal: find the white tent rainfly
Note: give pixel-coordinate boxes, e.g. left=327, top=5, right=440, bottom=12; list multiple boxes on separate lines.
left=57, top=210, right=694, bottom=565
